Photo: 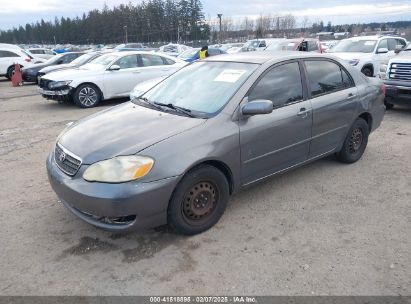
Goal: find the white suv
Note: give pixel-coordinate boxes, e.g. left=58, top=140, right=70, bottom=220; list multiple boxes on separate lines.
left=329, top=35, right=407, bottom=77
left=0, top=44, right=34, bottom=79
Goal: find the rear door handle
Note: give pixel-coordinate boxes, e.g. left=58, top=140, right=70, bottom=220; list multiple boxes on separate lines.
left=347, top=93, right=357, bottom=100
left=132, top=71, right=142, bottom=74
left=297, top=107, right=311, bottom=118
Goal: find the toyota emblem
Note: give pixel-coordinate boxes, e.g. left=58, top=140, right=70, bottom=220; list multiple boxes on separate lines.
left=59, top=152, right=66, bottom=162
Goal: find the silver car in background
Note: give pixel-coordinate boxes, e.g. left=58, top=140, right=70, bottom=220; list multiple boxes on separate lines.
left=47, top=52, right=385, bottom=235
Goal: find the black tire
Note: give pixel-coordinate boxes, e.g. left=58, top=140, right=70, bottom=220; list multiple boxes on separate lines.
left=384, top=100, right=394, bottom=110
left=73, top=83, right=101, bottom=108
left=6, top=65, right=15, bottom=80
left=167, top=165, right=229, bottom=235
left=361, top=66, right=373, bottom=77
left=337, top=118, right=369, bottom=163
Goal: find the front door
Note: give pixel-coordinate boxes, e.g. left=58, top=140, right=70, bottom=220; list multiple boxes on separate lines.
left=104, top=54, right=140, bottom=97
left=239, top=61, right=312, bottom=185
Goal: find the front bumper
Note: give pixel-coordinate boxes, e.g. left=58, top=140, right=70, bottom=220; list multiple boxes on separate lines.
left=384, top=80, right=411, bottom=104
left=38, top=87, right=72, bottom=102
left=46, top=152, right=180, bottom=231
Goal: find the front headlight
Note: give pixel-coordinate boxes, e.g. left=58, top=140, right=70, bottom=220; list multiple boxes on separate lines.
left=348, top=59, right=360, bottom=66
left=49, top=80, right=72, bottom=89
left=83, top=155, right=154, bottom=183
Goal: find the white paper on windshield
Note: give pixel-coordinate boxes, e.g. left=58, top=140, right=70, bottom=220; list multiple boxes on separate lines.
left=364, top=41, right=375, bottom=46
left=214, top=70, right=246, bottom=83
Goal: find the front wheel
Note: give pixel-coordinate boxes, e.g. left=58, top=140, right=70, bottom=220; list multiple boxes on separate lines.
left=384, top=100, right=394, bottom=110
left=167, top=165, right=229, bottom=235
left=6, top=66, right=15, bottom=80
left=361, top=67, right=373, bottom=77
left=337, top=118, right=369, bottom=163
left=73, top=84, right=101, bottom=108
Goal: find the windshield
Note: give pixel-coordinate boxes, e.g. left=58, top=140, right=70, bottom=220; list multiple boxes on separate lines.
left=178, top=49, right=199, bottom=59
left=71, top=53, right=100, bottom=65
left=44, top=53, right=63, bottom=64
left=330, top=40, right=377, bottom=53
left=138, top=61, right=258, bottom=116
left=266, top=41, right=298, bottom=51
left=85, top=54, right=118, bottom=66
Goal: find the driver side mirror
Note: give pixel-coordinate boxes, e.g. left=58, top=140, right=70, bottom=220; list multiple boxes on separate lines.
left=57, top=59, right=64, bottom=64
left=108, top=64, right=121, bottom=71
left=241, top=100, right=273, bottom=116
left=377, top=48, right=389, bottom=54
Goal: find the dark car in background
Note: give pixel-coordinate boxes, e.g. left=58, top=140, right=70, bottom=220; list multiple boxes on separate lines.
left=177, top=48, right=227, bottom=62
left=21, top=52, right=84, bottom=83
left=47, top=52, right=385, bottom=235
left=37, top=52, right=104, bottom=79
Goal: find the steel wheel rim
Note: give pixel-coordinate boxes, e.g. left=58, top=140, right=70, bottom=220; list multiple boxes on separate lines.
left=182, top=181, right=218, bottom=225
left=79, top=87, right=98, bottom=106
left=349, top=127, right=363, bottom=153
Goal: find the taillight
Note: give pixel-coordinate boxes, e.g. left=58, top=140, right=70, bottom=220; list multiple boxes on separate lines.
left=380, top=84, right=386, bottom=96
left=25, top=58, right=31, bottom=62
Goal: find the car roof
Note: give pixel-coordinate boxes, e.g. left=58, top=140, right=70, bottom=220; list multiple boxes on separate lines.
left=204, top=51, right=330, bottom=64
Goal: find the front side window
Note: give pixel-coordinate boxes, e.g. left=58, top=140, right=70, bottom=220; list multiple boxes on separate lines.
left=308, top=41, right=319, bottom=52
left=248, top=61, right=303, bottom=108
left=378, top=39, right=388, bottom=51
left=140, top=54, right=165, bottom=67
left=140, top=61, right=257, bottom=116
left=114, top=55, right=138, bottom=69
left=305, top=60, right=352, bottom=97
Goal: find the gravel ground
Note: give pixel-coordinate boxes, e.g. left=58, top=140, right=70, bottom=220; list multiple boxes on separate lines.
left=0, top=79, right=410, bottom=296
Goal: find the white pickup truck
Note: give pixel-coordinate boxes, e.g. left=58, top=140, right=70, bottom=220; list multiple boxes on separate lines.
left=328, top=35, right=408, bottom=77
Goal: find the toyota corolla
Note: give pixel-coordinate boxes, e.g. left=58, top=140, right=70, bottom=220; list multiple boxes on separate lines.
left=47, top=52, right=385, bottom=235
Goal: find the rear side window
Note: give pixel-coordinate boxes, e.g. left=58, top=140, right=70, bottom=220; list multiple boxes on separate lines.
left=162, top=57, right=175, bottom=65
left=0, top=50, right=19, bottom=58
left=248, top=61, right=303, bottom=108
left=305, top=60, right=353, bottom=97
left=140, top=54, right=165, bottom=67
left=30, top=50, right=44, bottom=54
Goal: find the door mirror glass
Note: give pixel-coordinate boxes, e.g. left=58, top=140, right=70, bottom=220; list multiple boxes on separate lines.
left=108, top=64, right=121, bottom=71
left=377, top=48, right=389, bottom=54
left=57, top=59, right=64, bottom=64
left=242, top=100, right=273, bottom=116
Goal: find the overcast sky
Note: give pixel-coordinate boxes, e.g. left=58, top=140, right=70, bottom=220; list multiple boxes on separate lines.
left=1, top=0, right=411, bottom=30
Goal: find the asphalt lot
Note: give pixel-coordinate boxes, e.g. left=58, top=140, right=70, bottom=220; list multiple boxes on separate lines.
left=0, top=78, right=410, bottom=296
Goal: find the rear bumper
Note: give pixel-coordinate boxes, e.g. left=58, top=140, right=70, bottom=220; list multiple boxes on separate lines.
left=46, top=152, right=180, bottom=231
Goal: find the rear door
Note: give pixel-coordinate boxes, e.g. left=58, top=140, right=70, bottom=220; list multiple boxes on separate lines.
left=303, top=59, right=357, bottom=157
left=239, top=60, right=312, bottom=185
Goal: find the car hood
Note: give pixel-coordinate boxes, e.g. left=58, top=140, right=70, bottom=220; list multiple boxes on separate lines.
left=59, top=102, right=206, bottom=164
left=329, top=52, right=371, bottom=61
left=22, top=62, right=50, bottom=73
left=44, top=67, right=99, bottom=81
left=39, top=64, right=76, bottom=74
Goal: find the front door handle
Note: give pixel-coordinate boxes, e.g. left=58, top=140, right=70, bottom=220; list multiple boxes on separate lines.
left=132, top=71, right=142, bottom=74
left=297, top=107, right=311, bottom=118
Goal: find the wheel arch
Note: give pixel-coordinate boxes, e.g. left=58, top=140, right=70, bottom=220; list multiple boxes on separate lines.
left=358, top=112, right=373, bottom=132
left=181, top=159, right=235, bottom=195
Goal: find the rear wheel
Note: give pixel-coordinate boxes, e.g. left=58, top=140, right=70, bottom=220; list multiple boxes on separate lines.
left=6, top=65, right=15, bottom=80
left=337, top=118, right=369, bottom=163
left=73, top=84, right=101, bottom=108
left=167, top=165, right=229, bottom=235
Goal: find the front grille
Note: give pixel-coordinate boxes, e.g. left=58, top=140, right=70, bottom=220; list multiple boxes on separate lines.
left=39, top=78, right=51, bottom=89
left=54, top=144, right=82, bottom=176
left=388, top=62, right=411, bottom=81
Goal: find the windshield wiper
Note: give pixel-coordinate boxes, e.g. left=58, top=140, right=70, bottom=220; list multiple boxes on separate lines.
left=138, top=97, right=166, bottom=111
left=153, top=102, right=196, bottom=118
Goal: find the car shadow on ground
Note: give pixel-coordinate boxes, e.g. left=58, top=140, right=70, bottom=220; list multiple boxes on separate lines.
left=37, top=97, right=129, bottom=110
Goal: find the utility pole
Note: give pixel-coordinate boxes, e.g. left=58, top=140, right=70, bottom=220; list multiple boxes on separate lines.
left=217, top=14, right=223, bottom=43
left=123, top=25, right=128, bottom=44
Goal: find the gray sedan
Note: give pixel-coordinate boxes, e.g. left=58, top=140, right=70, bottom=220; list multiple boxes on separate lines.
left=47, top=52, right=385, bottom=235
